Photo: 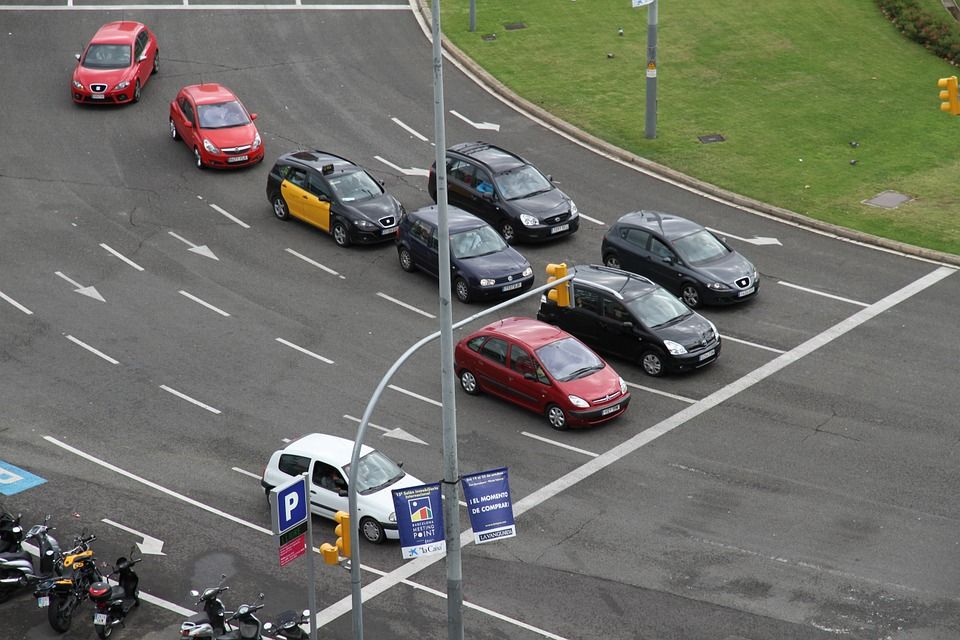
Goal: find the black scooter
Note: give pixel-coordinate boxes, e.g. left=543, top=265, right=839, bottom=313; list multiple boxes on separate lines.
left=215, top=593, right=265, bottom=640
left=180, top=575, right=231, bottom=638
left=88, top=549, right=141, bottom=639
left=262, top=609, right=310, bottom=640
left=0, top=515, right=62, bottom=602
left=0, top=504, right=22, bottom=554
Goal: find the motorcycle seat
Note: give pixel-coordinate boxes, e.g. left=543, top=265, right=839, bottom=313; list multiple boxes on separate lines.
left=0, top=549, right=31, bottom=562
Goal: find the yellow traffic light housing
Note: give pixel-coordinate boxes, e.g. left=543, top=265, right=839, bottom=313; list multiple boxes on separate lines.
left=545, top=263, right=571, bottom=308
left=938, top=76, right=960, bottom=116
left=320, top=542, right=339, bottom=565
left=333, top=511, right=351, bottom=558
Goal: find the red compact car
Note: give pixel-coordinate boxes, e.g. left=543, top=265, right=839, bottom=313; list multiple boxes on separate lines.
left=168, top=84, right=264, bottom=169
left=454, top=317, right=630, bottom=430
left=71, top=21, right=158, bottom=104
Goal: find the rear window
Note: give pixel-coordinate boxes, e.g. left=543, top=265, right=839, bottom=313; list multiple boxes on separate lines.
left=278, top=454, right=310, bottom=477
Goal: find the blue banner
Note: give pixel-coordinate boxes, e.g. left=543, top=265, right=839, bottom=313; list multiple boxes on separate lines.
left=461, top=467, right=516, bottom=544
left=391, top=482, right=445, bottom=559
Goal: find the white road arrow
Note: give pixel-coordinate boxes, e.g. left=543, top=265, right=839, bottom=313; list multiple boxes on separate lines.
left=101, top=518, right=166, bottom=555
left=374, top=155, right=429, bottom=177
left=55, top=271, right=105, bottom=302
left=343, top=414, right=428, bottom=446
left=449, top=110, right=501, bottom=132
left=168, top=232, right=219, bottom=260
left=706, top=227, right=782, bottom=246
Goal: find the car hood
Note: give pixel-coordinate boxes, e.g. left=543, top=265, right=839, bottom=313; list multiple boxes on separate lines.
left=344, top=194, right=403, bottom=223
left=360, top=472, right=424, bottom=520
left=654, top=313, right=717, bottom=349
left=508, top=188, right=570, bottom=220
left=74, top=66, right=132, bottom=86
left=557, top=365, right=624, bottom=404
left=201, top=123, right=259, bottom=147
left=692, top=251, right=755, bottom=286
left=456, top=247, right=530, bottom=276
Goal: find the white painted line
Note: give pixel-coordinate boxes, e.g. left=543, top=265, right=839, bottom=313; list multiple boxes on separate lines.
left=388, top=384, right=442, bottom=407
left=342, top=414, right=429, bottom=445
left=65, top=335, right=119, bottom=365
left=521, top=432, right=598, bottom=457
left=777, top=281, right=869, bottom=307
left=373, top=155, right=430, bottom=177
left=281, top=438, right=292, bottom=443
left=391, top=117, right=429, bottom=141
left=578, top=213, right=605, bottom=225
left=232, top=466, right=261, bottom=479
left=449, top=110, right=501, bottom=132
left=55, top=270, right=82, bottom=289
left=343, top=413, right=388, bottom=432
left=284, top=248, right=344, bottom=278
left=721, top=335, right=786, bottom=354
left=159, top=384, right=222, bottom=415
left=0, top=4, right=411, bottom=9
left=179, top=290, right=231, bottom=317
left=276, top=337, right=334, bottom=364
left=100, top=243, right=145, bottom=271
left=0, top=290, right=33, bottom=315
left=625, top=381, right=696, bottom=404
left=209, top=203, right=250, bottom=229
left=376, top=291, right=435, bottom=318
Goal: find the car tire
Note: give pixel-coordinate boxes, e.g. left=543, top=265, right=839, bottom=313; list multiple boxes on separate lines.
left=169, top=118, right=178, bottom=140
left=332, top=219, right=350, bottom=248
left=545, top=404, right=568, bottom=431
left=640, top=348, right=666, bottom=377
left=459, top=369, right=480, bottom=395
left=273, top=196, right=290, bottom=221
left=360, top=517, right=385, bottom=544
left=398, top=247, right=416, bottom=273
left=680, top=283, right=701, bottom=308
left=132, top=80, right=141, bottom=103
left=428, top=182, right=437, bottom=203
left=454, top=277, right=471, bottom=304
left=152, top=51, right=159, bottom=75
left=498, top=220, right=516, bottom=244
left=193, top=147, right=204, bottom=170
left=603, top=253, right=621, bottom=270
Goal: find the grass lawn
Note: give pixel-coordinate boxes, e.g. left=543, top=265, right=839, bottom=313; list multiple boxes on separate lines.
left=437, top=0, right=960, bottom=256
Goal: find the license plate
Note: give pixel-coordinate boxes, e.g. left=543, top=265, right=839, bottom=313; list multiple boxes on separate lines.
left=37, top=596, right=49, bottom=608
left=94, top=613, right=108, bottom=625
left=699, top=349, right=716, bottom=361
left=601, top=404, right=620, bottom=416
left=91, top=94, right=105, bottom=100
left=737, top=286, right=755, bottom=298
left=381, top=226, right=397, bottom=236
left=227, top=155, right=248, bottom=163
left=502, top=282, right=522, bottom=292
left=550, top=223, right=570, bottom=234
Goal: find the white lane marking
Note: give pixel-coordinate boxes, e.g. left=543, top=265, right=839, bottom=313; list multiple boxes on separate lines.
left=578, top=213, right=605, bottom=225
left=391, top=117, right=429, bottom=141
left=0, top=290, right=33, bottom=315
left=343, top=414, right=429, bottom=446
left=100, top=243, right=145, bottom=271
left=178, top=290, right=231, bottom=316
left=232, top=467, right=261, bottom=479
left=449, top=110, right=500, bottom=132
left=209, top=203, right=250, bottom=229
left=168, top=232, right=219, bottom=261
left=0, top=3, right=412, bottom=9
left=625, top=381, right=696, bottom=404
left=376, top=291, right=435, bottom=318
left=388, top=384, right=442, bottom=407
left=101, top=518, right=166, bottom=555
left=65, top=335, right=119, bottom=365
left=721, top=335, right=786, bottom=354
left=705, top=226, right=781, bottom=246
left=55, top=271, right=106, bottom=302
left=521, top=432, right=598, bottom=457
left=276, top=337, right=335, bottom=364
left=314, top=265, right=956, bottom=625
left=159, top=384, right=222, bottom=415
left=284, top=248, right=344, bottom=278
left=778, top=281, right=869, bottom=307
left=374, top=155, right=430, bottom=177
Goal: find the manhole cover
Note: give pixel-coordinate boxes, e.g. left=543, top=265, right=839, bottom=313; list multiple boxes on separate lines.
left=862, top=190, right=913, bottom=209
left=698, top=133, right=725, bottom=144
left=481, top=33, right=497, bottom=42
left=503, top=22, right=527, bottom=30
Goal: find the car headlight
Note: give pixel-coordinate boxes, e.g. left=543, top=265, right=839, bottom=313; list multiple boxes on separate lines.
left=752, top=269, right=758, bottom=282
left=479, top=278, right=495, bottom=287
left=519, top=214, right=539, bottom=227
left=72, top=80, right=84, bottom=90
left=203, top=139, right=220, bottom=154
left=522, top=267, right=533, bottom=278
left=706, top=281, right=731, bottom=291
left=708, top=320, right=720, bottom=339
left=388, top=512, right=397, bottom=523
left=355, top=219, right=376, bottom=230
left=619, top=376, right=627, bottom=395
left=569, top=201, right=579, bottom=216
left=567, top=394, right=589, bottom=408
left=252, top=132, right=262, bottom=149
left=114, top=80, right=130, bottom=90
left=664, top=339, right=687, bottom=355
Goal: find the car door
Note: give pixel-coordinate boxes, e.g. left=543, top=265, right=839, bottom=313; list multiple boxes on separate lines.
left=563, top=286, right=603, bottom=347
left=280, top=167, right=311, bottom=221
left=303, top=173, right=333, bottom=232
left=175, top=96, right=197, bottom=147
left=471, top=337, right=512, bottom=400
left=618, top=227, right=652, bottom=275
left=309, top=461, right=348, bottom=520
left=133, top=31, right=148, bottom=85
left=446, top=158, right=481, bottom=214
left=646, top=235, right=686, bottom=292
left=599, top=295, right=641, bottom=360
left=505, top=344, right=550, bottom=411
left=408, top=219, right=439, bottom=276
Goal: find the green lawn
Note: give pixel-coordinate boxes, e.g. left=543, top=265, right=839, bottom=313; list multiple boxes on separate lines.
left=437, top=0, right=960, bottom=256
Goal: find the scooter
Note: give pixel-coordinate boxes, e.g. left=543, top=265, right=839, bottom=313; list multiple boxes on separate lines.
left=179, top=575, right=231, bottom=638
left=0, top=504, right=23, bottom=554
left=262, top=609, right=310, bottom=640
left=34, top=532, right=101, bottom=633
left=215, top=593, right=265, bottom=640
left=0, top=515, right=62, bottom=603
left=88, top=549, right=141, bottom=639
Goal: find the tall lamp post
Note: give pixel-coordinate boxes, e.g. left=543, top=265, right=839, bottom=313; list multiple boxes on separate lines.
left=633, top=0, right=658, bottom=138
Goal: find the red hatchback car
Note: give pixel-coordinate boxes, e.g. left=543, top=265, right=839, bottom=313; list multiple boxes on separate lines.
left=455, top=317, right=630, bottom=430
left=168, top=84, right=264, bottom=169
left=71, top=21, right=158, bottom=105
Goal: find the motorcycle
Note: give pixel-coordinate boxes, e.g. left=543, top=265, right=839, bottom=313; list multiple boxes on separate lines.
left=179, top=575, right=231, bottom=638
left=0, top=504, right=23, bottom=553
left=0, top=515, right=62, bottom=603
left=262, top=609, right=311, bottom=640
left=34, top=532, right=102, bottom=632
left=88, top=549, right=141, bottom=638
left=217, top=593, right=265, bottom=640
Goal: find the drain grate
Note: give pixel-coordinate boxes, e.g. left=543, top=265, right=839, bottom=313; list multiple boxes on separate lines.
left=862, top=190, right=913, bottom=209
left=481, top=33, right=497, bottom=41
left=697, top=133, right=726, bottom=144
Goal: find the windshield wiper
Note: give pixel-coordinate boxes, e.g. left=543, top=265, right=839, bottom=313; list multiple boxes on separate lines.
left=563, top=366, right=599, bottom=381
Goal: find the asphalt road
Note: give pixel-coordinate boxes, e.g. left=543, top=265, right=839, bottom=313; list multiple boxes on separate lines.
left=1, top=3, right=958, bottom=640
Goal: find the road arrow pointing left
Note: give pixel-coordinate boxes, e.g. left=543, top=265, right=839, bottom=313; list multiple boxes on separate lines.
left=55, top=271, right=105, bottom=302
left=706, top=227, right=782, bottom=246
left=449, top=110, right=501, bottom=132
left=168, top=231, right=219, bottom=261
left=101, top=518, right=166, bottom=555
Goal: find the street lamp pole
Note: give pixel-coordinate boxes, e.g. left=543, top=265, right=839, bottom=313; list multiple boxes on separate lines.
left=645, top=0, right=658, bottom=139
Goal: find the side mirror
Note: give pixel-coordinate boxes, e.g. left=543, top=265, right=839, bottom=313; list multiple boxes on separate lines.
left=397, top=461, right=404, bottom=468
left=250, top=113, right=258, bottom=121
left=661, top=255, right=674, bottom=264
left=302, top=609, right=310, bottom=618
left=378, top=179, right=385, bottom=186
left=138, top=53, right=148, bottom=62
left=190, top=590, right=200, bottom=597
left=547, top=174, right=554, bottom=182
left=621, top=321, right=633, bottom=331
left=182, top=120, right=193, bottom=129
left=523, top=372, right=537, bottom=381
left=317, top=194, right=330, bottom=202
left=74, top=53, right=81, bottom=61
left=263, top=623, right=274, bottom=632
left=337, top=489, right=348, bottom=498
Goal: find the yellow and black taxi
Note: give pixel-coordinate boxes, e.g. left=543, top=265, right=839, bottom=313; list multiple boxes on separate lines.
left=266, top=150, right=405, bottom=247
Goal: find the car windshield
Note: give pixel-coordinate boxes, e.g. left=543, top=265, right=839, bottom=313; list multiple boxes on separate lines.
left=328, top=170, right=383, bottom=203
left=82, top=44, right=131, bottom=69
left=535, top=337, right=604, bottom=382
left=628, top=288, right=691, bottom=328
left=343, top=450, right=404, bottom=494
left=450, top=225, right=507, bottom=259
left=196, top=101, right=250, bottom=129
left=671, top=229, right=730, bottom=265
left=494, top=165, right=554, bottom=200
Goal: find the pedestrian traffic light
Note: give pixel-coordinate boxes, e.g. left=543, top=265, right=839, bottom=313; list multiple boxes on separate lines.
left=545, top=263, right=571, bottom=308
left=938, top=76, right=960, bottom=116
left=333, top=511, right=351, bottom=558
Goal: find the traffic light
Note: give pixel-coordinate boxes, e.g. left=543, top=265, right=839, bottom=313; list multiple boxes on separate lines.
left=320, top=511, right=351, bottom=565
left=320, top=542, right=339, bottom=565
left=545, top=263, right=571, bottom=308
left=938, top=76, right=960, bottom=116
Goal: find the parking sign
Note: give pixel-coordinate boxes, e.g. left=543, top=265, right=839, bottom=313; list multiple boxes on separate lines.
left=271, top=475, right=308, bottom=535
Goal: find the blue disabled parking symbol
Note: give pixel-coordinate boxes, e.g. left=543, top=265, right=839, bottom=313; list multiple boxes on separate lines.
left=0, top=461, right=47, bottom=496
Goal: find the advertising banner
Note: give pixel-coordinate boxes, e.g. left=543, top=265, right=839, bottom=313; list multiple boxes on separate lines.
left=462, top=467, right=516, bottom=544
left=392, top=482, right=446, bottom=559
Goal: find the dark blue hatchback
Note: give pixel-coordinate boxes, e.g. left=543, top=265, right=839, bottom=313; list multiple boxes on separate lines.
left=396, top=205, right=535, bottom=303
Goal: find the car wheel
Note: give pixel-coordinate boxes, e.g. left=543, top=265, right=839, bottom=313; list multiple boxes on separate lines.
left=273, top=196, right=290, bottom=220
left=498, top=220, right=516, bottom=244
left=454, top=277, right=471, bottom=304
left=640, top=349, right=666, bottom=377
left=398, top=247, right=416, bottom=273
left=360, top=517, right=385, bottom=544
left=680, top=283, right=701, bottom=308
left=152, top=51, right=159, bottom=75
left=332, top=219, right=350, bottom=247
left=603, top=253, right=621, bottom=270
left=169, top=118, right=178, bottom=140
left=264, top=489, right=271, bottom=508
left=459, top=369, right=480, bottom=395
left=193, top=147, right=204, bottom=170
left=132, top=80, right=141, bottom=103
left=545, top=404, right=568, bottom=431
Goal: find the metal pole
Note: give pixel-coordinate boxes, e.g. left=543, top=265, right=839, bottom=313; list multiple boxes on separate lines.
left=303, top=473, right=318, bottom=640
left=645, top=0, right=658, bottom=139
left=469, top=0, right=476, bottom=32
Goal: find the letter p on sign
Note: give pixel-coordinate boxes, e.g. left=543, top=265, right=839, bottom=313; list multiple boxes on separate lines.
left=284, top=492, right=299, bottom=522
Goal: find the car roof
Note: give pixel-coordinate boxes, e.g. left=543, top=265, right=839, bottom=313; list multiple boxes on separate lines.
left=91, top=21, right=143, bottom=44
left=182, top=83, right=240, bottom=105
left=572, top=265, right=657, bottom=301
left=279, top=150, right=359, bottom=176
left=283, top=433, right=372, bottom=464
left=448, top=142, right=527, bottom=173
left=408, top=205, right=488, bottom=232
left=616, top=210, right=704, bottom=241
left=475, top=316, right=570, bottom=350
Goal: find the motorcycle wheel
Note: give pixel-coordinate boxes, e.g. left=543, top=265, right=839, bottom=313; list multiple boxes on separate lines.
left=95, top=621, right=113, bottom=639
left=0, top=584, right=16, bottom=603
left=47, top=594, right=74, bottom=632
